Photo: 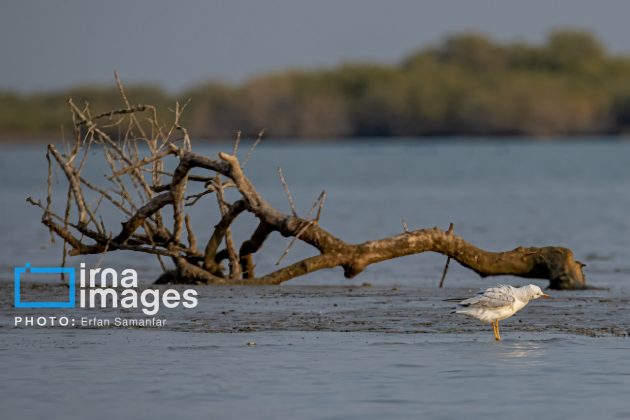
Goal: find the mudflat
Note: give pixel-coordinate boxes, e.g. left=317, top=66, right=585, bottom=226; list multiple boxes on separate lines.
left=2, top=283, right=628, bottom=337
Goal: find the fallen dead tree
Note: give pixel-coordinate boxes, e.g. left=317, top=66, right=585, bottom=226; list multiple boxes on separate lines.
left=29, top=78, right=587, bottom=289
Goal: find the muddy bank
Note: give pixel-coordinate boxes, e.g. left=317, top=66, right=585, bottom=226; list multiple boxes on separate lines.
left=1, top=283, right=628, bottom=337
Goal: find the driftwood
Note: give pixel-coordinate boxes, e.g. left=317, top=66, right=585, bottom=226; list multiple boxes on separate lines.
left=29, top=79, right=587, bottom=290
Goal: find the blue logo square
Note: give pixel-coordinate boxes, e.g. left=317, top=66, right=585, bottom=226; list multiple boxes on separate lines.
left=14, top=263, right=75, bottom=309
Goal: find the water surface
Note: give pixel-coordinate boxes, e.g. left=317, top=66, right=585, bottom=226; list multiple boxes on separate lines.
left=1, top=139, right=629, bottom=419
left=2, top=139, right=629, bottom=287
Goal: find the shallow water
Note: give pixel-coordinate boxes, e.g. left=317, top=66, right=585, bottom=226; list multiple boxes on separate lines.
left=1, top=330, right=630, bottom=420
left=1, top=139, right=630, bottom=418
left=2, top=139, right=630, bottom=286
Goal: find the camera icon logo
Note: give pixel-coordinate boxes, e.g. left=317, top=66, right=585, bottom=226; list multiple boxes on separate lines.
left=14, top=263, right=75, bottom=309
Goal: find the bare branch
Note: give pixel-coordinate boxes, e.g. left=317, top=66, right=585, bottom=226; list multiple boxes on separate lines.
left=275, top=220, right=315, bottom=266
left=113, top=192, right=173, bottom=244
left=277, top=167, right=298, bottom=217
left=212, top=177, right=242, bottom=279
left=315, top=190, right=327, bottom=222
left=438, top=223, right=454, bottom=288
left=184, top=214, right=197, bottom=252
left=108, top=150, right=171, bottom=180
left=275, top=190, right=326, bottom=265
left=242, top=128, right=265, bottom=167
left=32, top=84, right=587, bottom=290
left=75, top=105, right=150, bottom=127
left=232, top=130, right=242, bottom=157
left=47, top=144, right=97, bottom=229
left=239, top=222, right=273, bottom=279
left=203, top=200, right=247, bottom=272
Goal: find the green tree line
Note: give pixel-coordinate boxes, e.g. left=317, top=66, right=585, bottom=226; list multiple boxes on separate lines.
left=3, top=30, right=630, bottom=140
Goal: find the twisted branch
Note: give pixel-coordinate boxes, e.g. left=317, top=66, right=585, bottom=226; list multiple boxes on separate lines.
left=29, top=78, right=588, bottom=289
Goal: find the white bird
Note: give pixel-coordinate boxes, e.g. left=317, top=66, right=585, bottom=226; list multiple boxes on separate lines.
left=454, top=284, right=549, bottom=341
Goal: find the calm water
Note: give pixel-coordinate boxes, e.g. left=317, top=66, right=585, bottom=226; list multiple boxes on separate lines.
left=2, top=139, right=630, bottom=286
left=1, top=139, right=630, bottom=419
left=2, top=330, right=630, bottom=420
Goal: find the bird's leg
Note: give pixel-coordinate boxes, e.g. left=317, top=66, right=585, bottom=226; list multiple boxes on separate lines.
left=491, top=320, right=499, bottom=341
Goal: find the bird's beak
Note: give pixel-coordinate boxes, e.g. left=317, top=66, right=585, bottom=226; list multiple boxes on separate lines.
left=541, top=293, right=550, bottom=299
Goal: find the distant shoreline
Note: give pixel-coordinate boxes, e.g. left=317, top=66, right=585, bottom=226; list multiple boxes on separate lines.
left=3, top=31, right=630, bottom=141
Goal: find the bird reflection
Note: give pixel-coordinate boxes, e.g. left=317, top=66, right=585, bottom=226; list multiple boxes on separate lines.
left=499, top=341, right=546, bottom=364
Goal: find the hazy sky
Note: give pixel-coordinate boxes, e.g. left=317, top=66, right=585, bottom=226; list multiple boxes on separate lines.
left=2, top=0, right=630, bottom=93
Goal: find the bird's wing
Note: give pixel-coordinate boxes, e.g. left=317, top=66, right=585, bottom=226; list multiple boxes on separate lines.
left=458, top=285, right=516, bottom=308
